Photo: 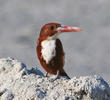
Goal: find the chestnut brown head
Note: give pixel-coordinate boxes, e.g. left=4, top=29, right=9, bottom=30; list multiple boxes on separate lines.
left=39, top=22, right=83, bottom=41
left=39, top=23, right=61, bottom=39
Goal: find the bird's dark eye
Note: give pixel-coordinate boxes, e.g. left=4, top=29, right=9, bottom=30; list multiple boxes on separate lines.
left=50, top=26, right=54, bottom=30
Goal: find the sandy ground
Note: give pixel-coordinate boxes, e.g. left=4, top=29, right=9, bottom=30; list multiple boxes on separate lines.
left=0, top=58, right=110, bottom=100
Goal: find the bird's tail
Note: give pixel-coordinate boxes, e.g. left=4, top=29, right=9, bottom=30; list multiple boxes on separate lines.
left=59, top=69, right=70, bottom=79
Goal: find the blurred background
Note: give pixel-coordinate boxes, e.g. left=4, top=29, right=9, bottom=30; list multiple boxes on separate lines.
left=0, top=0, right=110, bottom=82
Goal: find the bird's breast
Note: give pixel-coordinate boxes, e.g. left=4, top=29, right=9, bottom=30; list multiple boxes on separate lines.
left=41, top=39, right=56, bottom=64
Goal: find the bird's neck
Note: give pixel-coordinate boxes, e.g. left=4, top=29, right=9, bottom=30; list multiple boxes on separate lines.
left=38, top=35, right=58, bottom=44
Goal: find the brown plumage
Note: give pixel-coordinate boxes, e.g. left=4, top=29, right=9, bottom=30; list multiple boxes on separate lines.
left=36, top=23, right=83, bottom=79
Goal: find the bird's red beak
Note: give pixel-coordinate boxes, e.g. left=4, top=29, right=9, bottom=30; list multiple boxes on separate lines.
left=57, top=26, right=83, bottom=33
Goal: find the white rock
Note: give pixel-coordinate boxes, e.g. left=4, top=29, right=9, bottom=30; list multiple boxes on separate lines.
left=0, top=58, right=110, bottom=100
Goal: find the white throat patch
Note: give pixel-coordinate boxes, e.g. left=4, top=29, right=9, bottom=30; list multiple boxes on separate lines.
left=41, top=39, right=56, bottom=64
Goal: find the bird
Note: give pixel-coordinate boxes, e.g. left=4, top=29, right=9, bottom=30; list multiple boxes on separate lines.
left=36, top=23, right=83, bottom=79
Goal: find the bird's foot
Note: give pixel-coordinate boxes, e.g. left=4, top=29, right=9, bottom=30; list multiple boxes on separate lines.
left=44, top=73, right=50, bottom=80
left=50, top=74, right=62, bottom=82
left=45, top=73, right=48, bottom=77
